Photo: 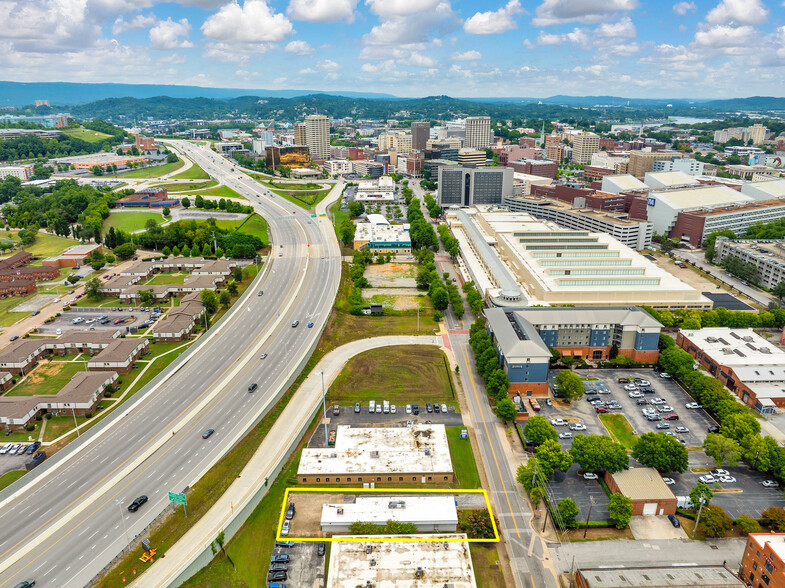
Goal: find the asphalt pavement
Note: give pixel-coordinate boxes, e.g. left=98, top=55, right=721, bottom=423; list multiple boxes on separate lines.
left=0, top=141, right=342, bottom=588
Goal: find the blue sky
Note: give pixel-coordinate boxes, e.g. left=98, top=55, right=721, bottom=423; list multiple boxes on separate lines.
left=0, top=0, right=783, bottom=98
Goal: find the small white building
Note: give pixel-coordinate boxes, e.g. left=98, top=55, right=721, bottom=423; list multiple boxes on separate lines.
left=356, top=176, right=396, bottom=203
left=325, top=160, right=353, bottom=175
left=321, top=495, right=458, bottom=534
left=601, top=174, right=648, bottom=195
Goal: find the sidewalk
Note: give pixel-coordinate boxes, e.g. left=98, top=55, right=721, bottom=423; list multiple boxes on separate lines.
left=132, top=334, right=442, bottom=587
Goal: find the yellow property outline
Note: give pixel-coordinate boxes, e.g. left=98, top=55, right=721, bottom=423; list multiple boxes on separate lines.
left=276, top=487, right=500, bottom=543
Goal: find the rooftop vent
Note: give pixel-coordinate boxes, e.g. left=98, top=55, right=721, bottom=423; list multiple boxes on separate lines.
left=743, top=336, right=754, bottom=342
left=370, top=450, right=379, bottom=459
left=415, top=567, right=424, bottom=578
left=706, top=337, right=718, bottom=343
left=424, top=448, right=432, bottom=456
left=370, top=559, right=376, bottom=567
left=761, top=348, right=772, bottom=354
left=330, top=453, right=337, bottom=458
left=388, top=500, right=406, bottom=509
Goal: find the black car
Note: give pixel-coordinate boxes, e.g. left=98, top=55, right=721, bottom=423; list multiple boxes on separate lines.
left=248, top=383, right=258, bottom=393
left=25, top=442, right=41, bottom=455
left=271, top=554, right=290, bottom=563
left=317, top=541, right=326, bottom=556
left=127, top=495, right=148, bottom=512
left=202, top=429, right=214, bottom=439
left=586, top=395, right=600, bottom=403
left=412, top=403, right=419, bottom=415
left=708, top=425, right=720, bottom=433
left=285, top=502, right=295, bottom=520
left=269, top=563, right=288, bottom=572
left=9, top=336, right=18, bottom=342
left=641, top=387, right=655, bottom=394
left=13, top=581, right=35, bottom=588
left=433, top=404, right=440, bottom=413
left=267, top=571, right=287, bottom=582
left=426, top=403, right=433, bottom=413
left=31, top=311, right=40, bottom=317
left=668, top=514, right=680, bottom=528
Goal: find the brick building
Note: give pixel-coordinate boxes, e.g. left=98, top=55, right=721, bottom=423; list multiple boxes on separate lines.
left=605, top=468, right=677, bottom=516
left=507, top=158, right=557, bottom=179
left=0, top=279, right=35, bottom=297
left=742, top=533, right=785, bottom=588
left=117, top=187, right=180, bottom=208
left=135, top=135, right=156, bottom=151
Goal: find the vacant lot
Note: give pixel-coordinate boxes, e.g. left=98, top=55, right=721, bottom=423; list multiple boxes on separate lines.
left=104, top=211, right=163, bottom=233
left=215, top=213, right=268, bottom=242
left=171, top=163, right=210, bottom=180
left=362, top=291, right=424, bottom=311
left=364, top=262, right=417, bottom=287
left=14, top=233, right=78, bottom=261
left=7, top=360, right=86, bottom=397
left=447, top=426, right=481, bottom=489
left=190, top=184, right=245, bottom=200
left=62, top=128, right=112, bottom=143
left=326, top=345, right=454, bottom=404
left=115, top=159, right=184, bottom=178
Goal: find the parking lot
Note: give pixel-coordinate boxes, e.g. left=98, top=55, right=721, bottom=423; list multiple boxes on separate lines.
left=0, top=442, right=41, bottom=476
left=269, top=541, right=324, bottom=587
left=37, top=308, right=160, bottom=335
left=309, top=403, right=463, bottom=447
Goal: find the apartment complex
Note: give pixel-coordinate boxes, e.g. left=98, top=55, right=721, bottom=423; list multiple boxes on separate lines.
left=437, top=165, right=513, bottom=207
left=571, top=132, right=600, bottom=164
left=713, top=237, right=785, bottom=289
left=465, top=116, right=491, bottom=150
left=304, top=114, right=330, bottom=161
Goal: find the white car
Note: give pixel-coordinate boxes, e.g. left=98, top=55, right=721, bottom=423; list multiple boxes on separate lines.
left=550, top=419, right=567, bottom=426
left=685, top=402, right=702, bottom=409
left=675, top=426, right=689, bottom=433
left=659, top=372, right=672, bottom=379
left=0, top=443, right=10, bottom=454
left=719, top=476, right=736, bottom=484
left=559, top=432, right=573, bottom=439
left=569, top=423, right=587, bottom=431
left=406, top=405, right=412, bottom=414
left=657, top=405, right=674, bottom=412
left=711, top=469, right=730, bottom=476
left=583, top=473, right=598, bottom=480
left=651, top=398, right=666, bottom=405
left=662, top=477, right=676, bottom=485
left=623, top=384, right=638, bottom=391
left=635, top=380, right=651, bottom=386
left=762, top=480, right=780, bottom=488
left=699, top=475, right=716, bottom=484
left=390, top=405, right=397, bottom=414
left=441, top=404, right=447, bottom=413
left=8, top=444, right=20, bottom=455
left=628, top=391, right=643, bottom=398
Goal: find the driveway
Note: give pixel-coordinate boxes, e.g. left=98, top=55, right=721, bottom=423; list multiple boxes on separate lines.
left=629, top=515, right=686, bottom=540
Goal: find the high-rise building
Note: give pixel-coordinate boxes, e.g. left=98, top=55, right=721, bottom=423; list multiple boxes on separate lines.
left=294, top=122, right=307, bottom=147
left=437, top=166, right=513, bottom=207
left=546, top=144, right=566, bottom=163
left=749, top=123, right=768, bottom=145
left=627, top=151, right=682, bottom=177
left=457, top=148, right=486, bottom=166
left=304, top=115, right=330, bottom=161
left=465, top=116, right=491, bottom=150
left=571, top=133, right=600, bottom=164
left=411, top=121, right=430, bottom=151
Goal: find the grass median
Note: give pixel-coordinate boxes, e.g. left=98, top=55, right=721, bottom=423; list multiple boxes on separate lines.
left=598, top=413, right=638, bottom=449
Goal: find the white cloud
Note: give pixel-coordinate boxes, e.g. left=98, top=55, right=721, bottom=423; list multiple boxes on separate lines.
left=317, top=59, right=340, bottom=71
left=363, top=1, right=457, bottom=46
left=149, top=18, right=193, bottom=50
left=298, top=67, right=317, bottom=74
left=285, top=40, right=314, bottom=54
left=533, top=0, right=637, bottom=26
left=0, top=0, right=101, bottom=53
left=174, top=0, right=229, bottom=8
left=607, top=42, right=639, bottom=55
left=463, top=0, right=523, bottom=35
left=452, top=50, right=482, bottom=60
left=112, top=14, right=156, bottom=36
left=287, top=0, right=357, bottom=22
left=202, top=0, right=294, bottom=44
left=706, top=0, right=768, bottom=25
left=365, top=0, right=443, bottom=18
left=537, top=27, right=590, bottom=46
left=672, top=1, right=696, bottom=15
left=594, top=17, right=636, bottom=38
left=522, top=38, right=535, bottom=49
left=694, top=24, right=756, bottom=48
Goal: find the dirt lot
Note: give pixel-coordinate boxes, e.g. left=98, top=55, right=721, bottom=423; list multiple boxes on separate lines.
left=362, top=288, right=423, bottom=310
left=287, top=492, right=346, bottom=538
left=364, top=263, right=417, bottom=288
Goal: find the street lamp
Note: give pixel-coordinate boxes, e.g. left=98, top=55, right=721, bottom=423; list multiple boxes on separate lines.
left=320, top=370, right=328, bottom=447
left=115, top=500, right=131, bottom=551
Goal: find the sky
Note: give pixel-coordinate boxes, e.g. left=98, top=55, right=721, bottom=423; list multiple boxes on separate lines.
left=0, top=0, right=783, bottom=98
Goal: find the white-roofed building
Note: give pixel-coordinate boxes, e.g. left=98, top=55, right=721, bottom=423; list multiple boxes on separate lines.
left=365, top=213, right=389, bottom=226
left=601, top=174, right=647, bottom=194
left=356, top=175, right=396, bottom=202
left=320, top=495, right=458, bottom=533
left=353, top=222, right=411, bottom=254
left=643, top=171, right=701, bottom=190
left=741, top=178, right=785, bottom=201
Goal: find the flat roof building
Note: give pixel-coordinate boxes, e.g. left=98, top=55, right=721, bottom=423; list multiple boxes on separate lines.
left=353, top=223, right=411, bottom=254
left=438, top=166, right=513, bottom=207
left=713, top=237, right=785, bottom=289
left=605, top=467, right=677, bottom=516
left=50, top=153, right=147, bottom=169
left=742, top=533, right=785, bottom=588
left=298, top=424, right=454, bottom=485
left=576, top=566, right=743, bottom=588
left=601, top=174, right=648, bottom=194
left=741, top=178, right=785, bottom=201
left=465, top=116, right=491, bottom=150
left=326, top=534, right=477, bottom=588
left=321, top=495, right=458, bottom=534
left=643, top=171, right=701, bottom=190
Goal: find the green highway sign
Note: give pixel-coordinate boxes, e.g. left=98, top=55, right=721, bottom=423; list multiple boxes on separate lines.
left=168, top=492, right=187, bottom=505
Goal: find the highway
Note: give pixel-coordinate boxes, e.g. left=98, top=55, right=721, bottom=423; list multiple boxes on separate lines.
left=0, top=141, right=341, bottom=587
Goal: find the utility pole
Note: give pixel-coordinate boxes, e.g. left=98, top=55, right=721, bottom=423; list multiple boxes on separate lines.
left=693, top=500, right=705, bottom=538
left=583, top=496, right=595, bottom=538
left=71, top=404, right=80, bottom=437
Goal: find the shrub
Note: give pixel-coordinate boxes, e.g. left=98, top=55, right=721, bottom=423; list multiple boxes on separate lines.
left=762, top=507, right=785, bottom=532
left=700, top=505, right=733, bottom=538
left=85, top=412, right=93, bottom=419
left=459, top=509, right=498, bottom=539
left=45, top=413, right=52, bottom=420
left=25, top=424, right=35, bottom=432
left=735, top=514, right=762, bottom=534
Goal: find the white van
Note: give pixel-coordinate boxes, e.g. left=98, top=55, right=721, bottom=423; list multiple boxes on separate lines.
left=369, top=400, right=375, bottom=413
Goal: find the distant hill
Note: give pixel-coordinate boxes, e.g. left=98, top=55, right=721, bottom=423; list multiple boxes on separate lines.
left=0, top=81, right=401, bottom=107
left=700, top=96, right=785, bottom=111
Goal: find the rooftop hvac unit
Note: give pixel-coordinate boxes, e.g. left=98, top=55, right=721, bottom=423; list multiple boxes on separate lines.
left=337, top=507, right=344, bottom=515
left=330, top=453, right=337, bottom=458
left=366, top=544, right=373, bottom=554
left=761, top=348, right=772, bottom=354
left=370, top=559, right=376, bottom=567
left=370, top=450, right=379, bottom=458
left=424, top=448, right=431, bottom=456
left=388, top=500, right=406, bottom=509
left=415, top=567, right=424, bottom=578
left=743, top=336, right=754, bottom=342
left=706, top=337, right=718, bottom=343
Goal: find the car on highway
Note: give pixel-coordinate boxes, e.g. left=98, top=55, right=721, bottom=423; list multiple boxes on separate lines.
left=307, top=322, right=314, bottom=328
left=583, top=472, right=598, bottom=480
left=318, top=541, right=326, bottom=556
left=354, top=402, right=361, bottom=413
left=662, top=477, right=676, bottom=485
left=260, top=353, right=267, bottom=359
left=668, top=515, right=680, bottom=528
left=13, top=580, right=35, bottom=588
left=258, top=290, right=264, bottom=296
left=281, top=520, right=290, bottom=536
left=202, top=429, right=214, bottom=439
left=248, top=383, right=258, bottom=393
left=558, top=432, right=573, bottom=439
left=31, top=310, right=40, bottom=317
left=127, top=495, right=148, bottom=512
left=291, top=320, right=299, bottom=328
left=763, top=480, right=781, bottom=488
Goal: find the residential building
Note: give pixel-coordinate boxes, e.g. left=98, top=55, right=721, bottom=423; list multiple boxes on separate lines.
left=457, top=148, right=485, bottom=167
left=502, top=195, right=654, bottom=249
left=86, top=338, right=148, bottom=374
left=294, top=122, right=307, bottom=146
left=320, top=495, right=458, bottom=533
left=411, top=121, right=430, bottom=151
left=0, top=279, right=35, bottom=297
left=304, top=114, right=330, bottom=161
left=507, top=158, right=558, bottom=179
left=677, top=327, right=785, bottom=413
left=650, top=157, right=705, bottom=175
left=0, top=265, right=59, bottom=283
left=379, top=131, right=412, bottom=155
left=326, top=534, right=477, bottom=588
left=437, top=166, right=514, bottom=207
left=325, top=160, right=352, bottom=175
left=714, top=127, right=750, bottom=144
left=627, top=151, right=683, bottom=177
left=590, top=151, right=629, bottom=174
left=742, top=533, right=785, bottom=588
left=116, top=187, right=180, bottom=208
left=153, top=293, right=205, bottom=342
left=576, top=566, right=742, bottom=588
left=605, top=468, right=677, bottom=516
left=465, top=116, right=491, bottom=150
left=0, top=372, right=12, bottom=392
left=749, top=123, right=769, bottom=145
left=297, top=424, right=454, bottom=485
left=546, top=144, right=566, bottom=163
left=0, top=166, right=33, bottom=181
left=398, top=151, right=424, bottom=176
left=713, top=237, right=785, bottom=289
left=448, top=208, right=709, bottom=309
left=353, top=223, right=411, bottom=254
left=571, top=132, right=600, bottom=164
left=0, top=252, right=32, bottom=270
left=0, top=330, right=122, bottom=374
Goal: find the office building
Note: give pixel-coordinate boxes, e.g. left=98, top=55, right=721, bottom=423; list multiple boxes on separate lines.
left=465, top=116, right=491, bottom=150
left=742, top=533, right=785, bottom=588
left=265, top=145, right=309, bottom=169
left=576, top=566, right=742, bottom=588
left=294, top=122, right=306, bottom=146
left=457, top=148, right=485, bottom=167
left=437, top=166, right=513, bottom=207
left=713, top=237, right=785, bottom=289
left=741, top=178, right=785, bottom=201
left=353, top=222, right=411, bottom=254
left=352, top=160, right=384, bottom=178
left=627, top=151, right=683, bottom=177
left=571, top=133, right=600, bottom=164
left=650, top=157, right=704, bottom=175
left=297, top=424, right=454, bottom=485
left=356, top=176, right=395, bottom=202
left=507, top=158, right=558, bottom=179
left=448, top=208, right=709, bottom=309
left=379, top=131, right=412, bottom=154
left=320, top=495, right=458, bottom=534
left=749, top=123, right=768, bottom=145
left=426, top=137, right=462, bottom=151
left=546, top=144, right=567, bottom=163
left=677, top=327, right=785, bottom=413
left=327, top=535, right=477, bottom=588
left=0, top=166, right=33, bottom=181
left=304, top=114, right=330, bottom=161
left=324, top=160, right=352, bottom=175
left=601, top=174, right=648, bottom=195
left=590, top=151, right=629, bottom=174
left=50, top=153, right=146, bottom=170
left=411, top=121, right=430, bottom=151
left=511, top=172, right=553, bottom=196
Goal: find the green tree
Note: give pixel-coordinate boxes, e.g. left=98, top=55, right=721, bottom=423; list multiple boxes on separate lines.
left=608, top=494, right=633, bottom=529
left=162, top=246, right=171, bottom=257
left=773, top=281, right=785, bottom=301
left=703, top=433, right=742, bottom=467
left=734, top=514, right=762, bottom=534
left=431, top=287, right=449, bottom=311
left=113, top=242, right=136, bottom=260
left=554, top=370, right=585, bottom=402
left=700, top=505, right=733, bottom=538
left=556, top=498, right=579, bottom=529
left=139, top=289, right=154, bottom=306
left=689, top=482, right=713, bottom=508
left=632, top=433, right=689, bottom=473
left=162, top=206, right=171, bottom=218
left=522, top=415, right=558, bottom=445
left=535, top=439, right=572, bottom=478
left=494, top=398, right=517, bottom=422
left=741, top=434, right=773, bottom=471
left=227, top=281, right=238, bottom=296
left=166, top=152, right=178, bottom=163
left=215, top=247, right=224, bottom=258
left=219, top=290, right=231, bottom=307
left=84, top=277, right=102, bottom=299
left=181, top=197, right=190, bottom=209
left=720, top=412, right=760, bottom=442
left=762, top=507, right=785, bottom=532
left=201, top=289, right=218, bottom=314
left=569, top=434, right=629, bottom=473
left=486, top=369, right=509, bottom=399
left=339, top=219, right=355, bottom=247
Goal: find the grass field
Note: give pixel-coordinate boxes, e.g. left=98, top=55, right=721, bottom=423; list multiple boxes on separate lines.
left=115, top=159, right=184, bottom=178
left=267, top=181, right=323, bottom=191
left=0, top=294, right=33, bottom=327
left=447, top=426, right=481, bottom=488
left=470, top=544, right=505, bottom=588
left=0, top=470, right=26, bottom=492
left=171, top=162, right=211, bottom=180
left=599, top=414, right=639, bottom=449
left=11, top=232, right=78, bottom=261
left=104, top=211, right=163, bottom=233
left=326, top=345, right=454, bottom=405
left=269, top=187, right=331, bottom=211
left=62, top=128, right=112, bottom=143
left=7, top=361, right=86, bottom=397
left=154, top=180, right=217, bottom=192
left=214, top=213, right=268, bottom=242
left=144, top=272, right=187, bottom=285
left=190, top=184, right=246, bottom=200
left=329, top=199, right=349, bottom=241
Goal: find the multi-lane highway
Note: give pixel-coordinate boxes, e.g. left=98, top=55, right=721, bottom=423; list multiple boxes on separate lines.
left=0, top=141, right=341, bottom=587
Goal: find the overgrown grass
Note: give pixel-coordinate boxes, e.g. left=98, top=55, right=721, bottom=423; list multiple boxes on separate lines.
left=0, top=293, right=34, bottom=327
left=104, top=211, right=163, bottom=234
left=13, top=232, right=78, bottom=260
left=446, top=426, right=481, bottom=489
left=144, top=272, right=187, bottom=285
left=189, top=184, right=246, bottom=200
left=171, top=163, right=211, bottom=180
left=329, top=199, right=349, bottom=241
left=153, top=180, right=217, bottom=192
left=267, top=185, right=331, bottom=211
left=7, top=361, right=87, bottom=396
left=62, top=128, right=112, bottom=143
left=598, top=414, right=639, bottom=449
left=115, top=159, right=185, bottom=179
left=214, top=213, right=268, bottom=243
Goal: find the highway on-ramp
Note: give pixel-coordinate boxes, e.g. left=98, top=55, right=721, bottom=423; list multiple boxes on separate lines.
left=0, top=141, right=341, bottom=588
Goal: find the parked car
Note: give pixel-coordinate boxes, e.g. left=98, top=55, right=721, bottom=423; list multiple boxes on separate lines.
left=426, top=403, right=433, bottom=413
left=668, top=514, right=680, bottom=528
left=628, top=391, right=643, bottom=398
left=441, top=403, right=447, bottom=413
left=354, top=402, right=361, bottom=413
left=617, top=378, right=630, bottom=383
left=635, top=379, right=651, bottom=386
left=25, top=442, right=41, bottom=455
left=550, top=419, right=567, bottom=426
left=281, top=520, right=291, bottom=536
left=391, top=404, right=397, bottom=414
left=664, top=414, right=679, bottom=420
left=711, top=469, right=730, bottom=476
left=558, top=432, right=573, bottom=439
left=656, top=422, right=670, bottom=429
left=405, top=404, right=412, bottom=414
left=271, top=554, right=290, bottom=563
left=719, top=476, right=736, bottom=484
left=595, top=407, right=609, bottom=414
left=586, top=395, right=601, bottom=403
left=685, top=402, right=702, bottom=409
left=662, top=477, right=676, bottom=485
left=285, top=502, right=296, bottom=520
left=127, top=495, right=148, bottom=512
left=275, top=540, right=295, bottom=548
left=699, top=475, right=716, bottom=484
left=0, top=443, right=10, bottom=454
left=675, top=426, right=689, bottom=433
left=659, top=372, right=672, bottom=379
left=636, top=398, right=649, bottom=405
left=651, top=398, right=666, bottom=405
left=375, top=404, right=382, bottom=413
left=317, top=541, right=326, bottom=556
left=569, top=423, right=586, bottom=431
left=623, top=384, right=638, bottom=392
left=268, top=571, right=287, bottom=582
left=763, top=480, right=780, bottom=488
left=583, top=473, right=598, bottom=480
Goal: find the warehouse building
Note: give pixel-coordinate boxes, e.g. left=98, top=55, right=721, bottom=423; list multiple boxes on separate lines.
left=576, top=566, right=743, bottom=588
left=298, top=425, right=454, bottom=485
left=327, top=534, right=477, bottom=588
left=605, top=467, right=677, bottom=516
left=42, top=243, right=103, bottom=269
left=740, top=177, right=785, bottom=201
left=676, top=327, right=785, bottom=413
left=643, top=170, right=701, bottom=190
left=601, top=174, right=648, bottom=195
left=320, top=495, right=458, bottom=534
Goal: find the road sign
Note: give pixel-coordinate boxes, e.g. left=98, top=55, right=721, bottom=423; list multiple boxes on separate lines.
left=168, top=492, right=187, bottom=505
